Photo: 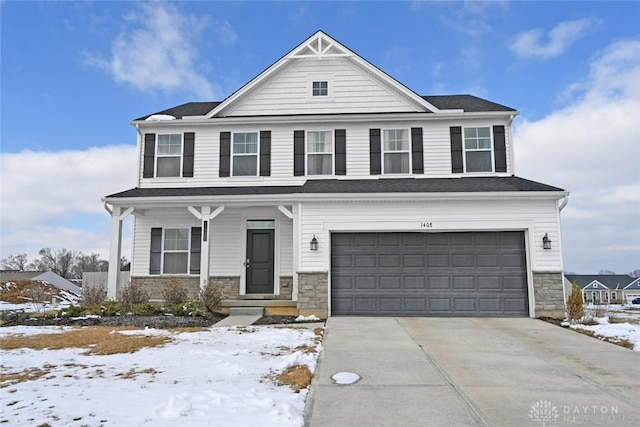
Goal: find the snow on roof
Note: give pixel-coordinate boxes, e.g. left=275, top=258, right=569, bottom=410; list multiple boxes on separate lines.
left=145, top=114, right=176, bottom=121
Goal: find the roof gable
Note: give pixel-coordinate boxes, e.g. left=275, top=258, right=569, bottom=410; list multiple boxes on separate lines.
left=565, top=274, right=634, bottom=290
left=207, top=31, right=443, bottom=118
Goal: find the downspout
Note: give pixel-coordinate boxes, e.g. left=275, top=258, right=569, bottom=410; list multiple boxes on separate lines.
left=103, top=201, right=112, bottom=215
left=559, top=195, right=569, bottom=211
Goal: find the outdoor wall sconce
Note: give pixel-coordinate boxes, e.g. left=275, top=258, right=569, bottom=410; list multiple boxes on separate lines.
left=542, top=233, right=552, bottom=250
left=310, top=235, right=318, bottom=251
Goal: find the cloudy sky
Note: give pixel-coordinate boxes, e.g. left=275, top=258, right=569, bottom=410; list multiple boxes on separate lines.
left=1, top=1, right=639, bottom=274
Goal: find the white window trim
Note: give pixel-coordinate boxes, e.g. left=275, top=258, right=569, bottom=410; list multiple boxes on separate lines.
left=305, top=130, right=334, bottom=176
left=231, top=131, right=259, bottom=177
left=381, top=128, right=411, bottom=175
left=155, top=134, right=183, bottom=178
left=307, top=75, right=334, bottom=101
left=462, top=126, right=495, bottom=174
left=161, top=227, right=191, bottom=275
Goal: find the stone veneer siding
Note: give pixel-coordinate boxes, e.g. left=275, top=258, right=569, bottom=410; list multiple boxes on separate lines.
left=130, top=276, right=200, bottom=301
left=130, top=276, right=293, bottom=302
left=297, top=272, right=328, bottom=318
left=533, top=272, right=565, bottom=319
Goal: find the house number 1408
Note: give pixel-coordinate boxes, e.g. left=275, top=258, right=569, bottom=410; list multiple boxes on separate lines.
left=420, top=222, right=433, bottom=228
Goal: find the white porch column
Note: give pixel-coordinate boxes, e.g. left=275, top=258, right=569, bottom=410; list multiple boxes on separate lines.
left=292, top=203, right=301, bottom=301
left=107, top=206, right=123, bottom=300
left=188, top=206, right=225, bottom=290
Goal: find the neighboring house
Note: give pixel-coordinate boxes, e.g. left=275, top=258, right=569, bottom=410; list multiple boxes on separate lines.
left=103, top=31, right=569, bottom=318
left=564, top=274, right=638, bottom=304
left=0, top=270, right=81, bottom=295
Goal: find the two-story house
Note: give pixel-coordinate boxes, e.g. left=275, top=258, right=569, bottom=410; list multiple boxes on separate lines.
left=103, top=31, right=569, bottom=319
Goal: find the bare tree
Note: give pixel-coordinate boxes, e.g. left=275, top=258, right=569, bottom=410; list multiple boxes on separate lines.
left=0, top=253, right=29, bottom=271
left=598, top=269, right=616, bottom=275
left=32, top=248, right=79, bottom=279
left=629, top=269, right=640, bottom=279
left=72, top=253, right=108, bottom=278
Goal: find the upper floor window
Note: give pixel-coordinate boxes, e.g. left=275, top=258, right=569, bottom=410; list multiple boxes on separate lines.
left=383, top=129, right=410, bottom=174
left=312, top=81, right=329, bottom=97
left=464, top=127, right=493, bottom=173
left=232, top=132, right=258, bottom=176
left=163, top=228, right=189, bottom=274
left=307, top=131, right=333, bottom=175
left=156, top=134, right=182, bottom=177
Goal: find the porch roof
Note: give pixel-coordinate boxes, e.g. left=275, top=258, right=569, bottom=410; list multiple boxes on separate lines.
left=106, top=176, right=564, bottom=199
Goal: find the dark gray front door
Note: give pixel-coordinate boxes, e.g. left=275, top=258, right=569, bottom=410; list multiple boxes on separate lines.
left=331, top=231, right=528, bottom=316
left=246, top=229, right=275, bottom=294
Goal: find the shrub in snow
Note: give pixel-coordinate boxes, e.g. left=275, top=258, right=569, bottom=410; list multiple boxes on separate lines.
left=162, top=278, right=189, bottom=307
left=566, top=281, right=584, bottom=323
left=81, top=284, right=107, bottom=306
left=120, top=282, right=150, bottom=310
left=200, top=280, right=225, bottom=313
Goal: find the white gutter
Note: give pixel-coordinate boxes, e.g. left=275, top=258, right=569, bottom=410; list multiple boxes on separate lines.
left=559, top=194, right=569, bottom=211
left=131, top=110, right=516, bottom=127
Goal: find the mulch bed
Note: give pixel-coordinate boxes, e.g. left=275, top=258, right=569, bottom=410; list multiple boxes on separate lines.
left=1, top=314, right=324, bottom=329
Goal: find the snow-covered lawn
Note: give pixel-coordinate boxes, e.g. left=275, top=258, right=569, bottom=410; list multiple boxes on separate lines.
left=0, top=324, right=323, bottom=426
left=565, top=304, right=640, bottom=351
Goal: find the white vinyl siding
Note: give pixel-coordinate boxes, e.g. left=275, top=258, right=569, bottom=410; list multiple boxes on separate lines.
left=137, top=120, right=513, bottom=188
left=299, top=198, right=562, bottom=273
left=225, top=58, right=420, bottom=116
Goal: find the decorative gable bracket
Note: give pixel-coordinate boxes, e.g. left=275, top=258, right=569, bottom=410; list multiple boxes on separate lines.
left=287, top=32, right=354, bottom=59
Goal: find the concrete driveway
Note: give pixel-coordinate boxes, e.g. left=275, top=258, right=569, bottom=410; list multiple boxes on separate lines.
left=305, top=317, right=640, bottom=427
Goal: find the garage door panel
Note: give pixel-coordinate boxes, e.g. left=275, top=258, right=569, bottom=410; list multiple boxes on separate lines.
left=453, top=276, right=475, bottom=290
left=380, top=254, right=401, bottom=267
left=331, top=231, right=528, bottom=316
left=379, top=298, right=402, bottom=312
left=355, top=254, right=376, bottom=267
left=404, top=276, right=426, bottom=289
left=380, top=276, right=401, bottom=289
left=452, top=254, right=474, bottom=267
left=428, top=254, right=450, bottom=266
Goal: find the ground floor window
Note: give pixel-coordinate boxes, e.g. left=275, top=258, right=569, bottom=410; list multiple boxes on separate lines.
left=163, top=228, right=189, bottom=274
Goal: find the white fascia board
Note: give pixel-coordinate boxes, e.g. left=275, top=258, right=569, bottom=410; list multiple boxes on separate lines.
left=103, top=190, right=569, bottom=208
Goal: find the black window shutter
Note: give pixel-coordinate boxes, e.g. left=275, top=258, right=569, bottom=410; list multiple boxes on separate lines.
left=190, top=227, right=202, bottom=275
left=411, top=127, right=424, bottom=174
left=183, top=132, right=195, bottom=177
left=150, top=228, right=162, bottom=275
left=143, top=133, right=156, bottom=178
left=335, top=129, right=346, bottom=175
left=493, top=125, right=507, bottom=173
left=219, top=132, right=231, bottom=177
left=450, top=127, right=463, bottom=174
left=294, top=130, right=305, bottom=176
left=369, top=129, right=381, bottom=175
left=260, top=131, right=271, bottom=177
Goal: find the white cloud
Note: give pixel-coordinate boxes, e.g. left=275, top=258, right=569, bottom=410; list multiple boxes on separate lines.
left=215, top=20, right=238, bottom=45
left=515, top=39, right=640, bottom=273
left=511, top=18, right=596, bottom=59
left=86, top=3, right=219, bottom=98
left=0, top=145, right=137, bottom=261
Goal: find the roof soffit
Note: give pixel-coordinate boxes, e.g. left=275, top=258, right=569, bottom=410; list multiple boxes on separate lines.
left=206, top=31, right=442, bottom=118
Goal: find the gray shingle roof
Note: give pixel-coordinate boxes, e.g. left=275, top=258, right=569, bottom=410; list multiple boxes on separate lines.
left=106, top=176, right=564, bottom=199
left=134, top=95, right=515, bottom=121
left=135, top=102, right=221, bottom=121
left=422, top=95, right=516, bottom=112
left=565, top=274, right=635, bottom=290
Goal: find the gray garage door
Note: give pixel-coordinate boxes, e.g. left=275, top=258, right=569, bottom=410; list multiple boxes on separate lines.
left=331, top=232, right=528, bottom=316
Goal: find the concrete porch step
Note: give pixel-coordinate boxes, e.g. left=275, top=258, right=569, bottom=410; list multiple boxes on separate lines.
left=229, top=307, right=265, bottom=316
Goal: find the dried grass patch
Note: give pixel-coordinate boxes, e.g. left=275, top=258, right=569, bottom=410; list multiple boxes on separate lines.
left=609, top=316, right=640, bottom=325
left=0, top=280, right=64, bottom=304
left=116, top=367, right=159, bottom=380
left=272, top=365, right=313, bottom=392
left=167, top=326, right=210, bottom=334
left=572, top=328, right=634, bottom=350
left=0, top=367, right=52, bottom=388
left=0, top=326, right=170, bottom=355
